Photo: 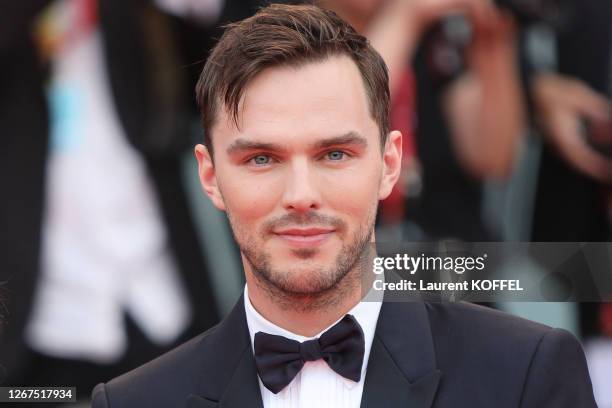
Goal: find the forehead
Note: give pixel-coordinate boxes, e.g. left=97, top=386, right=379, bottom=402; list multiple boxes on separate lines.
left=212, top=55, right=378, bottom=148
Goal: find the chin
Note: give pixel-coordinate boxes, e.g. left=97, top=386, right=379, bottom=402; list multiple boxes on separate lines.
left=270, top=267, right=340, bottom=295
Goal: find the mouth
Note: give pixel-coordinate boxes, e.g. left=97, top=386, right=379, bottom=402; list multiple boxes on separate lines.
left=272, top=227, right=335, bottom=248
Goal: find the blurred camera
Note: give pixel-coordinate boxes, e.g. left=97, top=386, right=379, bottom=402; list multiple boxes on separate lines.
left=424, top=0, right=570, bottom=83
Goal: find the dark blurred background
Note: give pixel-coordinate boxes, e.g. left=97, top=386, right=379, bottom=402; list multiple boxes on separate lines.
left=1, top=0, right=611, bottom=406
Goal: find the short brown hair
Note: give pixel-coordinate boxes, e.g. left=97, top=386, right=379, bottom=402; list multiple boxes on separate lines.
left=195, top=3, right=390, bottom=155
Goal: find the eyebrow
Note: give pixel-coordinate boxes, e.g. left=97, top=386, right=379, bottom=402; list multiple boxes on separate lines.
left=226, top=139, right=280, bottom=156
left=225, top=131, right=368, bottom=156
left=313, top=132, right=368, bottom=150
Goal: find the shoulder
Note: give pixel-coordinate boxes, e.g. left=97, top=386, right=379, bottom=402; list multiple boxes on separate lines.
left=424, top=301, right=595, bottom=407
left=92, top=297, right=252, bottom=408
left=426, top=301, right=552, bottom=342
left=424, top=300, right=567, bottom=362
left=92, top=324, right=220, bottom=408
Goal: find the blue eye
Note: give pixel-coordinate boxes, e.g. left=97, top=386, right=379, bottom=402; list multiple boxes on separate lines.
left=251, top=155, right=271, bottom=165
left=327, top=151, right=345, bottom=161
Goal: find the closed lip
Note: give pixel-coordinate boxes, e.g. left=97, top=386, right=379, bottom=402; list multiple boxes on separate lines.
left=273, top=227, right=335, bottom=236
left=273, top=227, right=335, bottom=247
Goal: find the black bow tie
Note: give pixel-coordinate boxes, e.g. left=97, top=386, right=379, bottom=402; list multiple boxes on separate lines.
left=253, top=314, right=365, bottom=394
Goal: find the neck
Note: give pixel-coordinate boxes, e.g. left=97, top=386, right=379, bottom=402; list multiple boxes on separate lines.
left=244, top=251, right=376, bottom=337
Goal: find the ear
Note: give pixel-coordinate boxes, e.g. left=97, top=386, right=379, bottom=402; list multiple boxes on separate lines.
left=378, top=130, right=403, bottom=200
left=195, top=144, right=226, bottom=211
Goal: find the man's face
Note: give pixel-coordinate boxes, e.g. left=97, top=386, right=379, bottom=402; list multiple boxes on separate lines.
left=196, top=55, right=401, bottom=296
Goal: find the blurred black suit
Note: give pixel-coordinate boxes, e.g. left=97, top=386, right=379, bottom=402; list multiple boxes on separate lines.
left=0, top=0, right=53, bottom=384
left=0, top=0, right=229, bottom=388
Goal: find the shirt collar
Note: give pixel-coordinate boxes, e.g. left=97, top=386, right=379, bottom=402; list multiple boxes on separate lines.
left=244, top=284, right=382, bottom=389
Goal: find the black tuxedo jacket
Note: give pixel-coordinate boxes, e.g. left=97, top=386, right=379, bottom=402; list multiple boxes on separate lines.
left=92, top=295, right=596, bottom=407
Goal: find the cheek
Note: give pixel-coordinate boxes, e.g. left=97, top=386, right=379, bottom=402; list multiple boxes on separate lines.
left=319, top=164, right=381, bottom=218
left=218, top=171, right=283, bottom=224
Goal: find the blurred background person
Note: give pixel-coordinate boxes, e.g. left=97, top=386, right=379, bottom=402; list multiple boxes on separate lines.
left=0, top=0, right=238, bottom=400
left=526, top=0, right=612, bottom=404
left=530, top=0, right=612, bottom=242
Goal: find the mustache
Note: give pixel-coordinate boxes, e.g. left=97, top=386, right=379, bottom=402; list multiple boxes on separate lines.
left=263, top=212, right=347, bottom=232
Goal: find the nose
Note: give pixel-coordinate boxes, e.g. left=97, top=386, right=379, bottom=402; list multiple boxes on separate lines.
left=281, top=158, right=322, bottom=213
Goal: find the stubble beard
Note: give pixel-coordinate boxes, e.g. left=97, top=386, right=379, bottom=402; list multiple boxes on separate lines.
left=228, top=208, right=377, bottom=313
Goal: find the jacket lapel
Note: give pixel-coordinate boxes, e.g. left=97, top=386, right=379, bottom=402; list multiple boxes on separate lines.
left=185, top=348, right=263, bottom=408
left=186, top=294, right=264, bottom=408
left=361, top=300, right=442, bottom=408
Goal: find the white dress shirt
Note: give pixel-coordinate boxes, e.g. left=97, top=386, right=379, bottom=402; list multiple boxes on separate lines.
left=244, top=285, right=382, bottom=408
